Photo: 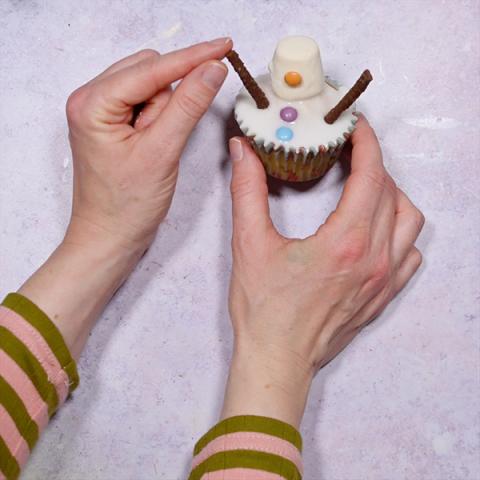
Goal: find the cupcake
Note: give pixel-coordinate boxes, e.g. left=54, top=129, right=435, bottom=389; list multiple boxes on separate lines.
left=227, top=36, right=372, bottom=182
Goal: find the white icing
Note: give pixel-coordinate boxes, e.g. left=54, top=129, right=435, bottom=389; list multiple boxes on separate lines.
left=234, top=74, right=356, bottom=153
left=269, top=36, right=326, bottom=100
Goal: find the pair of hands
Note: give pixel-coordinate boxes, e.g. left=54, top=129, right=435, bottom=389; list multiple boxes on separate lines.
left=22, top=39, right=424, bottom=428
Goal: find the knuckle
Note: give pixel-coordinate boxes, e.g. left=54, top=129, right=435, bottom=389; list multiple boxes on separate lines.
left=413, top=209, right=425, bottom=232
left=364, top=168, right=387, bottom=189
left=334, top=229, right=369, bottom=265
left=175, top=92, right=207, bottom=121
left=384, top=175, right=397, bottom=195
left=132, top=53, right=161, bottom=77
left=66, top=87, right=89, bottom=123
left=136, top=48, right=160, bottom=61
left=369, top=253, right=391, bottom=289
left=411, top=248, right=423, bottom=268
left=230, top=174, right=266, bottom=200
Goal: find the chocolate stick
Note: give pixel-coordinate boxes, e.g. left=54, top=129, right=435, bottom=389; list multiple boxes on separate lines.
left=226, top=50, right=269, bottom=109
left=324, top=69, right=373, bottom=124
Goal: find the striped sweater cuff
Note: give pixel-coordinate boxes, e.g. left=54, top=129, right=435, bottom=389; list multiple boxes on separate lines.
left=0, top=293, right=79, bottom=479
left=189, top=416, right=303, bottom=480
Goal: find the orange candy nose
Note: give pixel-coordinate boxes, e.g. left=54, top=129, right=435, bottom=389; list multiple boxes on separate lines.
left=284, top=71, right=302, bottom=87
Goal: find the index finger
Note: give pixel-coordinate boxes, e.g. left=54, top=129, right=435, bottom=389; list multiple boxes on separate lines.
left=333, top=114, right=387, bottom=226
left=93, top=37, right=232, bottom=110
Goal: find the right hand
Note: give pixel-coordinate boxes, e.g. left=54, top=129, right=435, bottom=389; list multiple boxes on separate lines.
left=222, top=114, right=425, bottom=427
left=18, top=39, right=232, bottom=359
left=65, top=38, right=231, bottom=255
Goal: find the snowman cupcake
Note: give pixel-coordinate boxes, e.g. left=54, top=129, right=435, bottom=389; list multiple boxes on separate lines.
left=227, top=36, right=372, bottom=182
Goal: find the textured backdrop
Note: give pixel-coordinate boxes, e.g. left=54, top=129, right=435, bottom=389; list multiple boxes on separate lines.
left=0, top=1, right=479, bottom=479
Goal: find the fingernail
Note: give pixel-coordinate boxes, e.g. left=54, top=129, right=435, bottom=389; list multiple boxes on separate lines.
left=209, top=37, right=231, bottom=46
left=202, top=62, right=227, bottom=90
left=229, top=138, right=243, bottom=162
left=355, top=112, right=369, bottom=123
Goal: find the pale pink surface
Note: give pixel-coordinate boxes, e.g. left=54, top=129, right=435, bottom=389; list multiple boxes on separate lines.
left=0, top=1, right=478, bottom=479
left=0, top=306, right=69, bottom=405
left=202, top=469, right=285, bottom=480
left=0, top=350, right=49, bottom=432
left=191, top=431, right=302, bottom=471
left=0, top=404, right=30, bottom=468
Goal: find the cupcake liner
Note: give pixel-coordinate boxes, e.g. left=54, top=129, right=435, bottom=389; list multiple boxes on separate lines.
left=248, top=139, right=346, bottom=182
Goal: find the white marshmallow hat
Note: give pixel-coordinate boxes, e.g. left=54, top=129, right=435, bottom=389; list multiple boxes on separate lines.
left=269, top=36, right=326, bottom=101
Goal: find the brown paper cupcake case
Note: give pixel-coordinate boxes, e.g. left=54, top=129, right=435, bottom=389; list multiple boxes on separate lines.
left=248, top=139, right=343, bottom=182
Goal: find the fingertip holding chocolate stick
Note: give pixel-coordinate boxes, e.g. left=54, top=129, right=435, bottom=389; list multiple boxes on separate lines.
left=324, top=69, right=373, bottom=124
left=226, top=50, right=270, bottom=109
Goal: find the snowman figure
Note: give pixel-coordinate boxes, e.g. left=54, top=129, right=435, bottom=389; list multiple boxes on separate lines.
left=227, top=36, right=371, bottom=181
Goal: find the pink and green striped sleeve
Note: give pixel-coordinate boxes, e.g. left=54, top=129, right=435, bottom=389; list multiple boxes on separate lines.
left=0, top=293, right=79, bottom=480
left=189, top=415, right=303, bottom=480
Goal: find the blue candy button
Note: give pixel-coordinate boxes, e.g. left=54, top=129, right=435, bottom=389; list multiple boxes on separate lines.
left=276, top=126, right=293, bottom=141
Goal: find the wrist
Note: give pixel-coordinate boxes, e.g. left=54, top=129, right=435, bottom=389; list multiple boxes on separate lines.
left=64, top=213, right=153, bottom=262
left=220, top=342, right=314, bottom=429
left=18, top=222, right=146, bottom=360
left=57, top=231, right=144, bottom=291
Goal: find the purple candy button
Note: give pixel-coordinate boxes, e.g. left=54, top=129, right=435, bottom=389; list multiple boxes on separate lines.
left=280, top=106, right=298, bottom=122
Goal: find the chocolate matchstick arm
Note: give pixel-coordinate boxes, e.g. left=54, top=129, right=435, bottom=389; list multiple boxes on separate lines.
left=324, top=69, right=373, bottom=124
left=226, top=50, right=269, bottom=109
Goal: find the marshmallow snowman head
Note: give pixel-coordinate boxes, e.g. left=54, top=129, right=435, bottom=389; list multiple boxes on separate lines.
left=269, top=36, right=326, bottom=101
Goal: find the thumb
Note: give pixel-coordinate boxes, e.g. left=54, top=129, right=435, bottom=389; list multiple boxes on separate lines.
left=143, top=60, right=227, bottom=156
left=230, top=138, right=274, bottom=241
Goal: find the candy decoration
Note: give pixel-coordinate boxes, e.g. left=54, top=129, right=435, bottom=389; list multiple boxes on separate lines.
left=324, top=70, right=373, bottom=124
left=276, top=126, right=294, bottom=141
left=284, top=71, right=302, bottom=87
left=226, top=50, right=270, bottom=109
left=280, top=106, right=298, bottom=122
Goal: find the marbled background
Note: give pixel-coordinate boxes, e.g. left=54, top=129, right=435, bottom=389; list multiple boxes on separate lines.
left=0, top=1, right=479, bottom=479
